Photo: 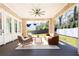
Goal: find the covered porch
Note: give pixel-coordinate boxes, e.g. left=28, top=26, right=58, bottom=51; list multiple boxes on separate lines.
left=0, top=3, right=79, bottom=56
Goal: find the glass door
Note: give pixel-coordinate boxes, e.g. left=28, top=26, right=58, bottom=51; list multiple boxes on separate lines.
left=0, top=13, right=4, bottom=45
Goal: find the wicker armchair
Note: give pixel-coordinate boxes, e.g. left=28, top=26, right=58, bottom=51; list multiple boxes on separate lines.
left=17, top=35, right=33, bottom=47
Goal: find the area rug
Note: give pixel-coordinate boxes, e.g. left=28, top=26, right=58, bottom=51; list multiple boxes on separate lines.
left=16, top=45, right=60, bottom=49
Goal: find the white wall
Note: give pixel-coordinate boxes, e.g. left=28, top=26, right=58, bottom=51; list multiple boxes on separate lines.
left=3, top=11, right=22, bottom=44
left=78, top=15, right=79, bottom=55
left=0, top=8, right=4, bottom=45
left=0, top=7, right=22, bottom=45
left=57, top=28, right=78, bottom=38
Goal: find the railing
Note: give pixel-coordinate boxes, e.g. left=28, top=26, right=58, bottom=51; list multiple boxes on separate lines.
left=56, top=28, right=78, bottom=38
left=31, top=29, right=48, bottom=34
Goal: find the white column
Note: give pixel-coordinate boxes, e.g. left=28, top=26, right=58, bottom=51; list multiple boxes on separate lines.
left=22, top=20, right=27, bottom=37
left=48, top=18, right=55, bottom=34
left=78, top=4, right=79, bottom=55
left=78, top=13, right=79, bottom=55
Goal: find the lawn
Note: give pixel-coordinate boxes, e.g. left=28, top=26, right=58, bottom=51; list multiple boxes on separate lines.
left=59, top=35, right=77, bottom=47
left=32, top=34, right=77, bottom=47
left=32, top=34, right=47, bottom=37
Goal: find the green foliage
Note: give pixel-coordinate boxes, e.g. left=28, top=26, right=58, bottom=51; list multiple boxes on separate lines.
left=56, top=6, right=78, bottom=29
left=60, top=23, right=67, bottom=29
left=36, top=23, right=48, bottom=30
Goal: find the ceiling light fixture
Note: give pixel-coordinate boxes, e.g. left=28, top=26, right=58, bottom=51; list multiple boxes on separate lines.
left=30, top=8, right=45, bottom=16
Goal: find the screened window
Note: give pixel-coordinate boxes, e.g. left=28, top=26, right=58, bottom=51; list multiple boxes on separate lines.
left=14, top=20, right=17, bottom=33
left=0, top=13, right=2, bottom=35
left=6, top=17, right=12, bottom=33
left=19, top=22, right=21, bottom=32
left=0, top=13, right=2, bottom=30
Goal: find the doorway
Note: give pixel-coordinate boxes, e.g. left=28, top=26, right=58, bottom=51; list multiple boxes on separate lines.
left=0, top=13, right=4, bottom=45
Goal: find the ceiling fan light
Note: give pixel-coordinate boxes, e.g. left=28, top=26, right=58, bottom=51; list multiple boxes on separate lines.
left=30, top=8, right=45, bottom=16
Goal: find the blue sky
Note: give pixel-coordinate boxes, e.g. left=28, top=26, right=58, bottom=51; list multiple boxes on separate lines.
left=27, top=23, right=40, bottom=30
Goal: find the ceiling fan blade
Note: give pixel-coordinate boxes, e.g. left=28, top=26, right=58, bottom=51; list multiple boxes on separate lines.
left=41, top=13, right=45, bottom=15
left=32, top=9, right=36, bottom=12
left=35, top=14, right=37, bottom=16
left=30, top=13, right=35, bottom=15
left=38, top=9, right=41, bottom=11
left=29, top=11, right=34, bottom=13
left=38, top=14, right=41, bottom=16
left=41, top=11, right=45, bottom=13
left=38, top=12, right=45, bottom=15
left=30, top=8, right=45, bottom=17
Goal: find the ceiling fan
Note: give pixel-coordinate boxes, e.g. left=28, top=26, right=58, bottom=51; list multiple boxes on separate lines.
left=30, top=8, right=45, bottom=16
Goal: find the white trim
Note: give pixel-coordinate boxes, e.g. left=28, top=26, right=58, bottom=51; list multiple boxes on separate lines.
left=77, top=4, right=79, bottom=55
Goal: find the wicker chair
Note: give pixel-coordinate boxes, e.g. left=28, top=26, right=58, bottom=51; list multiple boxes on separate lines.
left=17, top=35, right=33, bottom=47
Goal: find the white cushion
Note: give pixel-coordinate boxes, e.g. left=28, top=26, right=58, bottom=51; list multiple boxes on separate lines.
left=50, top=33, right=54, bottom=37
left=46, top=36, right=49, bottom=38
